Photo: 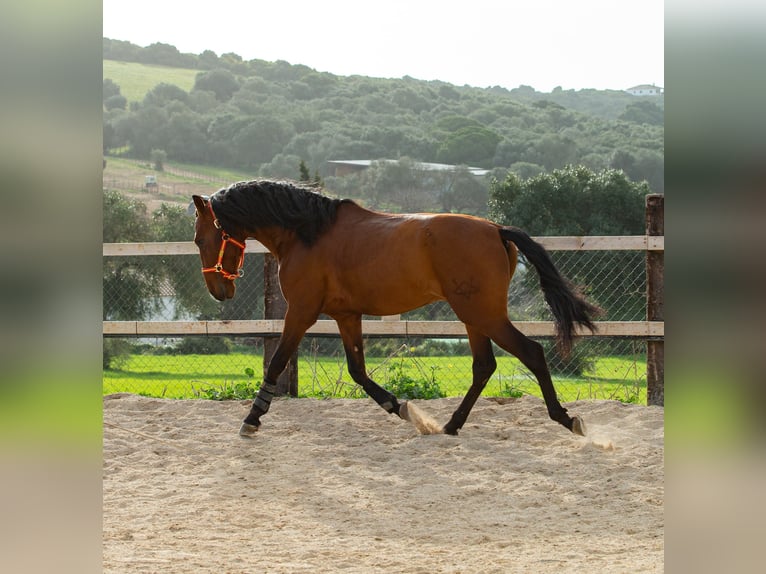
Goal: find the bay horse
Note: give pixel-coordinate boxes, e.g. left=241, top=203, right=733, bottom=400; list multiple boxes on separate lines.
left=191, top=180, right=599, bottom=437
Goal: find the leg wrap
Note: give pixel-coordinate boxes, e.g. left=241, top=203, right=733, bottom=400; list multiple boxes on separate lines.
left=253, top=380, right=278, bottom=413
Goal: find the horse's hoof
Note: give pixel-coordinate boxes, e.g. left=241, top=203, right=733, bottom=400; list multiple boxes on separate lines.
left=571, top=416, right=586, bottom=437
left=399, top=401, right=411, bottom=421
left=239, top=422, right=259, bottom=437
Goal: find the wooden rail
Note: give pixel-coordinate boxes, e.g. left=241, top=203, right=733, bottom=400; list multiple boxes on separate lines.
left=102, top=235, right=663, bottom=257
left=103, top=319, right=664, bottom=338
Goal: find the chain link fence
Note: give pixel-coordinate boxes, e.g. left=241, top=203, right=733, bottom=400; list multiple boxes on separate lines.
left=103, top=246, right=653, bottom=403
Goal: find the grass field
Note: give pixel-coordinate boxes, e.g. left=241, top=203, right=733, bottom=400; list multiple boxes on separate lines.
left=104, top=352, right=647, bottom=404
left=104, top=59, right=198, bottom=103
left=103, top=156, right=256, bottom=189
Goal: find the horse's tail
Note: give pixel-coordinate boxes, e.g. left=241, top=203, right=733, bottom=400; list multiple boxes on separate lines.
left=499, top=227, right=601, bottom=355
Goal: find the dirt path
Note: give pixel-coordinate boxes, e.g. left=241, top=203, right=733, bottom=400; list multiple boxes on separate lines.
left=103, top=395, right=664, bottom=573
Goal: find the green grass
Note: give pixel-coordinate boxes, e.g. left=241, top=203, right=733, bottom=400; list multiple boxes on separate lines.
left=104, top=156, right=256, bottom=188
left=161, top=159, right=259, bottom=183
left=103, top=352, right=647, bottom=404
left=104, top=59, right=198, bottom=103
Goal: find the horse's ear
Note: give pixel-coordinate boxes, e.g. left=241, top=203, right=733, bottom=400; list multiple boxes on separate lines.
left=191, top=195, right=209, bottom=215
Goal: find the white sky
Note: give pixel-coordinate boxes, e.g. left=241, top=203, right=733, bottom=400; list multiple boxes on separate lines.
left=103, top=0, right=663, bottom=92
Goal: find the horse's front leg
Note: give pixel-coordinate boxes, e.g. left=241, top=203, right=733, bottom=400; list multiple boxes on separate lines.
left=240, top=312, right=312, bottom=436
left=335, top=314, right=403, bottom=417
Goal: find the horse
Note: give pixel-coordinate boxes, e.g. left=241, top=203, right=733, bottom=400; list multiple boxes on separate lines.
left=191, top=180, right=600, bottom=437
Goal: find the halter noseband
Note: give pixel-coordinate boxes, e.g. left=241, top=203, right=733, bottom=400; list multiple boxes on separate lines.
left=201, top=201, right=246, bottom=281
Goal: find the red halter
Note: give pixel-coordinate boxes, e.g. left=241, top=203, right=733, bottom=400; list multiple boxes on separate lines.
left=201, top=201, right=246, bottom=281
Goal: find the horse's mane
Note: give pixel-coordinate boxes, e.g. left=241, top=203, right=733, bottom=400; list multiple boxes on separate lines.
left=210, top=180, right=352, bottom=246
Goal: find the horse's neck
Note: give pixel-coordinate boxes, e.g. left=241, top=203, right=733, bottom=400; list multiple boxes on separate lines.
left=250, top=226, right=297, bottom=260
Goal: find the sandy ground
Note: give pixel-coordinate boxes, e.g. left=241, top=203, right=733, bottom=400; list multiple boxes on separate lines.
left=103, top=394, right=664, bottom=573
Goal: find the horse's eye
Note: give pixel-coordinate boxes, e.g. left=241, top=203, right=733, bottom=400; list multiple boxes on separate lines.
left=194, top=238, right=204, bottom=247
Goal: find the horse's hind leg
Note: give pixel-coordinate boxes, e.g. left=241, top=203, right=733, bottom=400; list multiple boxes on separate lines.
left=443, top=326, right=497, bottom=435
left=335, top=314, right=403, bottom=417
left=488, top=320, right=585, bottom=436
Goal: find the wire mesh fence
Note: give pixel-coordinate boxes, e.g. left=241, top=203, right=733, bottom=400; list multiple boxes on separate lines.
left=103, top=246, right=654, bottom=404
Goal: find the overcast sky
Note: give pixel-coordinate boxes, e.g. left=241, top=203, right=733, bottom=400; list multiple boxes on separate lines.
left=103, top=0, right=663, bottom=93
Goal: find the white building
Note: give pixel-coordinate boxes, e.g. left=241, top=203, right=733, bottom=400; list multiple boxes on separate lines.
left=625, top=84, right=663, bottom=96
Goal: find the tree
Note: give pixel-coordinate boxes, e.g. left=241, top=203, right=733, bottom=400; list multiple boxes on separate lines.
left=534, top=134, right=578, bottom=171
left=104, top=94, right=127, bottom=111
left=102, top=190, right=159, bottom=321
left=103, top=122, right=117, bottom=152
left=150, top=148, right=167, bottom=171
left=198, top=49, right=220, bottom=70
left=489, top=165, right=648, bottom=236
left=103, top=78, right=121, bottom=100
left=143, top=83, right=189, bottom=107
left=103, top=79, right=126, bottom=111
left=166, top=109, right=209, bottom=163
left=121, top=105, right=169, bottom=158
left=438, top=167, right=489, bottom=216
left=299, top=159, right=311, bottom=181
left=488, top=165, right=650, bottom=370
left=232, top=116, right=291, bottom=168
left=619, top=101, right=664, bottom=125
left=193, top=68, right=240, bottom=102
left=140, top=42, right=193, bottom=67
left=436, top=126, right=501, bottom=167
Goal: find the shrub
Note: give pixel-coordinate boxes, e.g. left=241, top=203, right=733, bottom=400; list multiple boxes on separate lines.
left=103, top=338, right=133, bottom=370
left=383, top=362, right=445, bottom=400
left=197, top=367, right=260, bottom=400
left=198, top=380, right=260, bottom=401
left=541, top=339, right=596, bottom=376
left=173, top=336, right=231, bottom=355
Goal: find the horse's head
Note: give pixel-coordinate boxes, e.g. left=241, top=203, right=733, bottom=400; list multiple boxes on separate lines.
left=191, top=194, right=246, bottom=301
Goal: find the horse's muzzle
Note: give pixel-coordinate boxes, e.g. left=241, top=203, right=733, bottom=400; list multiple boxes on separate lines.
left=208, top=281, right=235, bottom=301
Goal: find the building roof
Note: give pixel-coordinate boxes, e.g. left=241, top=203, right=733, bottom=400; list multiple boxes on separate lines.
left=328, top=159, right=490, bottom=177
left=626, top=84, right=663, bottom=91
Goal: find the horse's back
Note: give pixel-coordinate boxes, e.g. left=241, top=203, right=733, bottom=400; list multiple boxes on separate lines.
left=312, top=207, right=515, bottom=317
left=328, top=207, right=506, bottom=271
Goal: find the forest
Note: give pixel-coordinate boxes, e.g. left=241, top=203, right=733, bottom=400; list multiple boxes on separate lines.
left=103, top=37, right=664, bottom=206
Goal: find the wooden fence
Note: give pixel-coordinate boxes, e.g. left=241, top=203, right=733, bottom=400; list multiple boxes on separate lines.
left=103, top=195, right=664, bottom=404
left=102, top=235, right=664, bottom=339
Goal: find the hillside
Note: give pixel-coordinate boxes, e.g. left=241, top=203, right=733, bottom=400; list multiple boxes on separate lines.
left=103, top=60, right=198, bottom=103
left=103, top=39, right=664, bottom=197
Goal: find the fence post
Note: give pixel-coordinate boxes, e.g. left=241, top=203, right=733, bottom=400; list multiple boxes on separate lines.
left=646, top=194, right=664, bottom=406
left=263, top=254, right=298, bottom=396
